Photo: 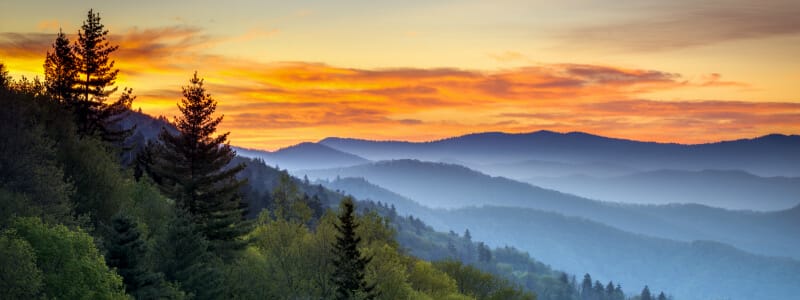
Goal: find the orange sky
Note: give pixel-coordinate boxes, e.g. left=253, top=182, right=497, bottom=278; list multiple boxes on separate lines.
left=2, top=2, right=799, bottom=150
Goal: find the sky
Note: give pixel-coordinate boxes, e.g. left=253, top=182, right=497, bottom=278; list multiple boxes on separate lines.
left=1, top=0, right=799, bottom=150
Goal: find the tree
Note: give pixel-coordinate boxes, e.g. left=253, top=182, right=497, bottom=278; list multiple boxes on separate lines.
left=593, top=281, right=605, bottom=300
left=72, top=9, right=133, bottom=142
left=477, top=242, right=492, bottom=263
left=605, top=281, right=615, bottom=300
left=331, top=197, right=376, bottom=300
left=0, top=63, right=9, bottom=89
left=640, top=285, right=652, bottom=300
left=10, top=217, right=127, bottom=299
left=581, top=274, right=593, bottom=300
left=0, top=230, right=43, bottom=298
left=106, top=214, right=175, bottom=299
left=155, top=210, right=222, bottom=299
left=44, top=29, right=77, bottom=103
left=657, top=291, right=667, bottom=300
left=148, top=72, right=249, bottom=259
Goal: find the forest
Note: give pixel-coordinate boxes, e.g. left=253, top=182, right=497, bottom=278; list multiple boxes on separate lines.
left=0, top=9, right=671, bottom=300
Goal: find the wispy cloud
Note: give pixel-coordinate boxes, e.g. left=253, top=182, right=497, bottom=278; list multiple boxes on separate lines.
left=1, top=25, right=795, bottom=149
left=560, top=0, right=800, bottom=51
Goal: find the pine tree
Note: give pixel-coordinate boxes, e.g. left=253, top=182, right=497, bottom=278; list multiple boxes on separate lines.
left=149, top=72, right=249, bottom=259
left=72, top=9, right=134, bottom=142
left=156, top=209, right=222, bottom=300
left=106, top=214, right=172, bottom=299
left=581, top=274, right=593, bottom=300
left=640, top=285, right=652, bottom=300
left=605, top=281, right=615, bottom=300
left=331, top=197, right=376, bottom=300
left=614, top=284, right=624, bottom=300
left=0, top=63, right=9, bottom=89
left=44, top=29, right=77, bottom=103
left=657, top=291, right=667, bottom=300
left=594, top=280, right=605, bottom=300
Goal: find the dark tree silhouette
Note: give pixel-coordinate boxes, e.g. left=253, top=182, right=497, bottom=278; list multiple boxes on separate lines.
left=148, top=72, right=249, bottom=259
left=156, top=209, right=222, bottom=299
left=641, top=285, right=653, bottom=300
left=71, top=9, right=134, bottom=143
left=106, top=214, right=171, bottom=298
left=44, top=29, right=77, bottom=103
left=0, top=63, right=9, bottom=89
left=657, top=291, right=668, bottom=300
left=331, top=197, right=376, bottom=300
left=581, top=273, right=593, bottom=300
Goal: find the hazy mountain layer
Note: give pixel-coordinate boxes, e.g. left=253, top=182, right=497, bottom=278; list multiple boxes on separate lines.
left=320, top=131, right=800, bottom=177
left=301, top=160, right=800, bottom=259
left=525, top=169, right=800, bottom=211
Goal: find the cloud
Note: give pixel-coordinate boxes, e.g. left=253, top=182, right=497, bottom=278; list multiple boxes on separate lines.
left=37, top=20, right=61, bottom=31
left=1, top=25, right=795, bottom=149
left=561, top=0, right=800, bottom=51
left=0, top=32, right=53, bottom=58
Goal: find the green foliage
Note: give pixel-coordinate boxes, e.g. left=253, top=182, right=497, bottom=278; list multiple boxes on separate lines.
left=147, top=72, right=249, bottom=259
left=332, top=197, right=377, bottom=300
left=0, top=230, right=43, bottom=298
left=60, top=132, right=133, bottom=226
left=10, top=217, right=127, bottom=299
left=434, top=260, right=534, bottom=300
left=106, top=214, right=179, bottom=299
left=0, top=83, right=74, bottom=225
left=408, top=260, right=461, bottom=298
left=155, top=210, right=223, bottom=300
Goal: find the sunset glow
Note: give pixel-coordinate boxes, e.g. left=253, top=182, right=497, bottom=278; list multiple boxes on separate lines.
left=2, top=1, right=798, bottom=150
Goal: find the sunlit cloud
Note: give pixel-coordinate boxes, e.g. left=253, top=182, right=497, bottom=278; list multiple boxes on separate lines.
left=1, top=25, right=797, bottom=150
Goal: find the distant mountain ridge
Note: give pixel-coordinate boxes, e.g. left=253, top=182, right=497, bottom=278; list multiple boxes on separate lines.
left=235, top=142, right=369, bottom=170
left=527, top=169, right=800, bottom=211
left=319, top=175, right=800, bottom=300
left=301, top=159, right=800, bottom=260
left=320, top=130, right=800, bottom=177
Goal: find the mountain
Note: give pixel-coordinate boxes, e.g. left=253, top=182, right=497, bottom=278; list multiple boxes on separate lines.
left=439, top=206, right=800, bottom=300
left=526, top=169, right=800, bottom=211
left=319, top=176, right=800, bottom=300
left=319, top=131, right=800, bottom=177
left=301, top=159, right=800, bottom=259
left=235, top=142, right=369, bottom=171
left=478, top=159, right=640, bottom=179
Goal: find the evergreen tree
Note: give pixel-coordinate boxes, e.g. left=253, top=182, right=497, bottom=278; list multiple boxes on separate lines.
left=156, top=210, right=222, bottom=300
left=106, top=214, right=173, bottom=298
left=593, top=280, right=605, bottom=300
left=581, top=274, right=593, bottom=300
left=641, top=285, right=652, bottom=300
left=148, top=72, right=249, bottom=259
left=331, top=197, right=377, bottom=300
left=72, top=9, right=134, bottom=142
left=614, top=284, right=625, bottom=300
left=477, top=242, right=492, bottom=262
left=0, top=63, right=9, bottom=89
left=657, top=291, right=667, bottom=300
left=44, top=29, right=77, bottom=103
left=605, top=281, right=615, bottom=300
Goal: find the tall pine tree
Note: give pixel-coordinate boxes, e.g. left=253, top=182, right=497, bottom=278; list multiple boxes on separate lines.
left=106, top=214, right=176, bottom=299
left=71, top=9, right=134, bottom=143
left=155, top=209, right=222, bottom=299
left=331, top=197, right=376, bottom=300
left=148, top=72, right=249, bottom=259
left=641, top=285, right=653, bottom=300
left=44, top=29, right=77, bottom=103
